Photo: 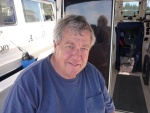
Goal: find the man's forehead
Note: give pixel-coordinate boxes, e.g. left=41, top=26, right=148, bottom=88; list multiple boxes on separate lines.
left=63, top=27, right=90, bottom=36
left=61, top=28, right=91, bottom=46
left=64, top=40, right=90, bottom=48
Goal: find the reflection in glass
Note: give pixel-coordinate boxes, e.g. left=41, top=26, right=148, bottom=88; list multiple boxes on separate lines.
left=64, top=0, right=112, bottom=87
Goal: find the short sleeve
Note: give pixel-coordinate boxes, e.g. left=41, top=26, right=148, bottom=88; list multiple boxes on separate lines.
left=96, top=70, right=115, bottom=113
left=103, top=85, right=115, bottom=113
left=2, top=84, right=36, bottom=113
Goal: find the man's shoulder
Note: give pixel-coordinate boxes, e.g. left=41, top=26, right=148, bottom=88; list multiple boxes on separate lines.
left=85, top=62, right=105, bottom=80
left=15, top=56, right=49, bottom=83
left=84, top=62, right=103, bottom=77
left=82, top=62, right=106, bottom=91
left=86, top=62, right=98, bottom=70
left=22, top=56, right=48, bottom=74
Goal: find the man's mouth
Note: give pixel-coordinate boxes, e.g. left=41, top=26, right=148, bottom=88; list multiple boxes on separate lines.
left=68, top=62, right=80, bottom=66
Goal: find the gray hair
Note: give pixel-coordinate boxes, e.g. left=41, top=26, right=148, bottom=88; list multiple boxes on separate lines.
left=53, top=15, right=96, bottom=47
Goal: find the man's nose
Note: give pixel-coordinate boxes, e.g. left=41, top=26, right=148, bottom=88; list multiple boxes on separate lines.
left=72, top=49, right=81, bottom=60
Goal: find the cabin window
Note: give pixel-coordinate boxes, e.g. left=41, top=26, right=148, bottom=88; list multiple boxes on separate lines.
left=121, top=2, right=139, bottom=17
left=146, top=0, right=150, bottom=14
left=42, top=3, right=55, bottom=21
left=0, top=0, right=16, bottom=26
left=22, top=0, right=42, bottom=22
left=65, top=0, right=112, bottom=26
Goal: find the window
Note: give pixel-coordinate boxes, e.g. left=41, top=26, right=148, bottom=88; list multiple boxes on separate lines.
left=146, top=0, right=150, bottom=14
left=22, top=0, right=42, bottom=22
left=122, top=2, right=139, bottom=17
left=42, top=3, right=55, bottom=21
left=65, top=0, right=112, bottom=26
left=64, top=0, right=112, bottom=87
left=0, top=0, right=16, bottom=26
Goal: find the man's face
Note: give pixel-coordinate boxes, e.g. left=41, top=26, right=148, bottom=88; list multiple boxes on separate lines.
left=53, top=29, right=91, bottom=79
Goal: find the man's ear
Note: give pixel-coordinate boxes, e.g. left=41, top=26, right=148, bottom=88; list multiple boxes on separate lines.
left=53, top=40, right=57, bottom=49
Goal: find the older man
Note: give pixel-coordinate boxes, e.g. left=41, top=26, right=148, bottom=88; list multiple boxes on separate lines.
left=2, top=15, right=115, bottom=113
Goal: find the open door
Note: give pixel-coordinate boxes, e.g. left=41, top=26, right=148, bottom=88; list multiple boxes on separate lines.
left=115, top=22, right=144, bottom=73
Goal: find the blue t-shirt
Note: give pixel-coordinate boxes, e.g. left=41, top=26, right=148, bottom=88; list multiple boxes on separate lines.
left=2, top=55, right=115, bottom=113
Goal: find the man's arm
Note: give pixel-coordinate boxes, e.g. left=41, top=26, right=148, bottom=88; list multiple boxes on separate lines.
left=2, top=84, right=35, bottom=113
left=97, top=71, right=115, bottom=113
left=103, top=86, right=115, bottom=113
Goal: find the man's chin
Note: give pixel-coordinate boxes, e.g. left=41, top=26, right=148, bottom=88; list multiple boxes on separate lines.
left=69, top=70, right=81, bottom=77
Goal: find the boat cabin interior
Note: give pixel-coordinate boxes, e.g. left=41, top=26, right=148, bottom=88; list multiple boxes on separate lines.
left=111, top=0, right=150, bottom=112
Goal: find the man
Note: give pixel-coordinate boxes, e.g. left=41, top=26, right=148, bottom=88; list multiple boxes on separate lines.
left=2, top=15, right=115, bottom=113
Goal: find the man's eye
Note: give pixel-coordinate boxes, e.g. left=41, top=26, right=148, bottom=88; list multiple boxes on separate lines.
left=81, top=48, right=88, bottom=51
left=67, top=46, right=74, bottom=49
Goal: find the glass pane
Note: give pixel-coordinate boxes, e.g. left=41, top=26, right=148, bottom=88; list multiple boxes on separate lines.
left=65, top=0, right=112, bottom=87
left=146, top=0, right=150, bottom=14
left=0, top=0, right=16, bottom=26
left=42, top=3, right=55, bottom=21
left=22, top=0, right=42, bottom=22
left=65, top=1, right=112, bottom=26
left=122, top=2, right=139, bottom=17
